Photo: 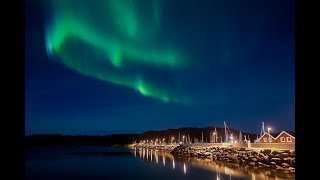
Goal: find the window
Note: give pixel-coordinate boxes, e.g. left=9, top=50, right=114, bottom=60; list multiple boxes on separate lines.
left=280, top=137, right=285, bottom=142
left=286, top=137, right=292, bottom=142
left=263, top=138, right=267, bottom=142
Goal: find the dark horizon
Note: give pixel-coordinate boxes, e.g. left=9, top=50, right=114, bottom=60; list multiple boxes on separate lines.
left=25, top=124, right=294, bottom=137
left=26, top=0, right=294, bottom=136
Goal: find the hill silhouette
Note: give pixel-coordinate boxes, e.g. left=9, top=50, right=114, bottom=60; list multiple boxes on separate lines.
left=25, top=126, right=259, bottom=146
left=25, top=134, right=138, bottom=146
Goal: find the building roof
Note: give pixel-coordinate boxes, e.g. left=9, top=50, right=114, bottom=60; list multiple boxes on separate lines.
left=274, top=131, right=295, bottom=139
left=259, top=131, right=295, bottom=141
left=257, top=132, right=276, bottom=141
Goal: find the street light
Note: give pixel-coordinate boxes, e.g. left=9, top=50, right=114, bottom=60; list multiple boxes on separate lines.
left=172, top=137, right=175, bottom=144
left=213, top=132, right=216, bottom=143
left=182, top=135, right=185, bottom=144
left=268, top=127, right=271, bottom=143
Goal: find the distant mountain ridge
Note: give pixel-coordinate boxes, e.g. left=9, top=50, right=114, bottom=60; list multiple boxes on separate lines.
left=25, top=134, right=138, bottom=146
left=25, top=126, right=263, bottom=146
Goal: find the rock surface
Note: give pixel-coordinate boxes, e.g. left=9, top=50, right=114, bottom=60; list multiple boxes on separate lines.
left=134, top=144, right=295, bottom=173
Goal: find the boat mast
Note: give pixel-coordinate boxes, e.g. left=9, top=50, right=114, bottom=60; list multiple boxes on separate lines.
left=260, top=122, right=265, bottom=137
left=214, top=127, right=217, bottom=143
left=224, top=121, right=228, bottom=142
left=201, top=132, right=204, bottom=143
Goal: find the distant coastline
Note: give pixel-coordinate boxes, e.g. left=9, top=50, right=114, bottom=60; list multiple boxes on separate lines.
left=25, top=134, right=138, bottom=146
left=25, top=126, right=262, bottom=146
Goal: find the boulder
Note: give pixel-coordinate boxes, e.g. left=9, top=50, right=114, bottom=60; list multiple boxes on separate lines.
left=276, top=165, right=284, bottom=170
left=281, top=163, right=290, bottom=167
left=262, top=159, right=270, bottom=165
left=271, top=150, right=283, bottom=155
left=257, top=162, right=265, bottom=167
left=277, top=152, right=289, bottom=159
left=268, top=154, right=275, bottom=159
left=290, top=151, right=295, bottom=157
left=271, top=157, right=282, bottom=164
left=270, top=162, right=277, bottom=168
left=289, top=167, right=295, bottom=173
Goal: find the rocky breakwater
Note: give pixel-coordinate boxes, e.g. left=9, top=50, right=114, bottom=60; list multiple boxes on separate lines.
left=134, top=144, right=179, bottom=152
left=171, top=146, right=295, bottom=173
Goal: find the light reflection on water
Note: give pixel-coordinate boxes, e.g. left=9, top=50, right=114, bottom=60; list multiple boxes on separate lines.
left=163, top=155, right=166, bottom=166
left=147, top=148, right=149, bottom=160
left=134, top=148, right=295, bottom=180
left=155, top=150, right=159, bottom=164
left=173, top=158, right=175, bottom=169
left=25, top=146, right=296, bottom=180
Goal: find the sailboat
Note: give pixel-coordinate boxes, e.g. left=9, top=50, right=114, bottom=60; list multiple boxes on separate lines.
left=224, top=121, right=233, bottom=143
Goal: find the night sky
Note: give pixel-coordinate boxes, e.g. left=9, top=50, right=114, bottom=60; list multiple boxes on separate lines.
left=25, top=0, right=295, bottom=135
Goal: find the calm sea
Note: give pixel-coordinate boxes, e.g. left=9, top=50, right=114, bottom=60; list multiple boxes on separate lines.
left=25, top=146, right=294, bottom=180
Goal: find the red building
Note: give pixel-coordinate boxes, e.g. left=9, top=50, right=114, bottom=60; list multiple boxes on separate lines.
left=257, top=131, right=295, bottom=143
left=257, top=132, right=276, bottom=143
left=274, top=131, right=295, bottom=143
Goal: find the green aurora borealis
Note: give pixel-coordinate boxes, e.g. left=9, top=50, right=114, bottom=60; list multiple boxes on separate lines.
left=45, top=0, right=190, bottom=104
left=26, top=0, right=295, bottom=135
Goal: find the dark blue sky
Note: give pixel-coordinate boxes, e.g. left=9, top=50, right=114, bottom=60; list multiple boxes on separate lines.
left=25, top=0, right=295, bottom=135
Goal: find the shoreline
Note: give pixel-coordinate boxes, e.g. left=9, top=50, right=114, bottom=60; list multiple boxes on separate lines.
left=130, top=144, right=295, bottom=174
